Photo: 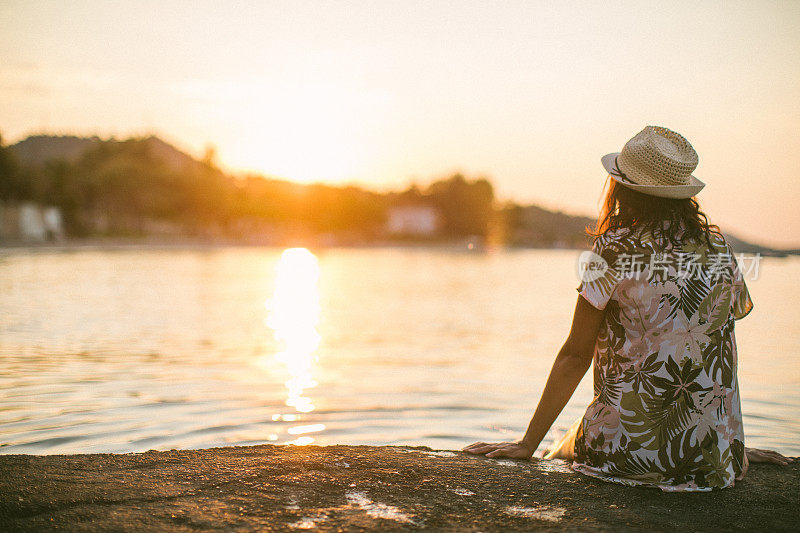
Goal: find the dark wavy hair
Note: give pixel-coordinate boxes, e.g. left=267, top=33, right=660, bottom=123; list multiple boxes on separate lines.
left=588, top=178, right=723, bottom=251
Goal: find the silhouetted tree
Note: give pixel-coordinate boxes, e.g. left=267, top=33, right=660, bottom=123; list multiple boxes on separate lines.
left=427, top=174, right=494, bottom=237
left=0, top=134, right=27, bottom=201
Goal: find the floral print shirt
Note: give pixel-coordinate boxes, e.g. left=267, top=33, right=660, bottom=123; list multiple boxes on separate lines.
left=572, top=225, right=754, bottom=492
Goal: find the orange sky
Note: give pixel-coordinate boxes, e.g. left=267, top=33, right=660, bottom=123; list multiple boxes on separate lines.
left=1, top=1, right=799, bottom=247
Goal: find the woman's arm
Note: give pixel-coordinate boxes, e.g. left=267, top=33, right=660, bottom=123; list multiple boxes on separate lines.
left=463, top=295, right=606, bottom=459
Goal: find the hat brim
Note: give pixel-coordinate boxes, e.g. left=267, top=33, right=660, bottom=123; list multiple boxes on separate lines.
left=601, top=152, right=705, bottom=199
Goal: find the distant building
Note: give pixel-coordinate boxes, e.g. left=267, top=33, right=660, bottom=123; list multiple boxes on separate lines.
left=0, top=202, right=64, bottom=243
left=19, top=203, right=47, bottom=241
left=42, top=206, right=64, bottom=240
left=386, top=205, right=440, bottom=237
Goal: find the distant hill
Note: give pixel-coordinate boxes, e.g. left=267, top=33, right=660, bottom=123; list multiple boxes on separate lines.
left=505, top=204, right=794, bottom=256
left=134, top=135, right=200, bottom=172
left=9, top=134, right=197, bottom=172
left=511, top=204, right=596, bottom=248
left=9, top=135, right=101, bottom=167
left=720, top=233, right=790, bottom=258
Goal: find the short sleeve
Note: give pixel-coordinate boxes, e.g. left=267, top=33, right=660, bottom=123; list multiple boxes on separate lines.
left=730, top=251, right=754, bottom=320
left=576, top=237, right=621, bottom=310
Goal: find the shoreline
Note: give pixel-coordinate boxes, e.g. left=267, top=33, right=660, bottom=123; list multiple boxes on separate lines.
left=0, top=237, right=586, bottom=254
left=1, top=235, right=796, bottom=258
left=1, top=444, right=797, bottom=531
left=1, top=238, right=797, bottom=259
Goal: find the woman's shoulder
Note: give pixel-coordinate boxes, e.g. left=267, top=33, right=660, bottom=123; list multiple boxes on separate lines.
left=705, top=229, right=731, bottom=254
left=594, top=227, right=644, bottom=252
left=596, top=225, right=731, bottom=256
left=680, top=228, right=732, bottom=257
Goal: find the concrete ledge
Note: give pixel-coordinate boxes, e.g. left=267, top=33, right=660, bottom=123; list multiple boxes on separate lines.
left=0, top=444, right=797, bottom=531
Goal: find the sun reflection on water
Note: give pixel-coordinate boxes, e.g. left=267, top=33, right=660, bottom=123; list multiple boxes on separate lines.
left=266, top=247, right=325, bottom=444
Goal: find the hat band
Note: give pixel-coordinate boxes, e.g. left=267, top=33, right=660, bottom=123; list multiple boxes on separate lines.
left=609, top=156, right=636, bottom=185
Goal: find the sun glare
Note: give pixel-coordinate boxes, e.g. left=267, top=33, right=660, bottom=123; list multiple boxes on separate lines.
left=232, top=82, right=367, bottom=184
left=266, top=248, right=324, bottom=443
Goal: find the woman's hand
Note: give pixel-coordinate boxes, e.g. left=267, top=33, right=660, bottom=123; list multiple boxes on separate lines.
left=462, top=440, right=535, bottom=459
left=745, top=447, right=794, bottom=466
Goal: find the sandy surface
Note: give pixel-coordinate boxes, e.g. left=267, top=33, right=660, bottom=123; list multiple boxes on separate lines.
left=0, top=444, right=797, bottom=531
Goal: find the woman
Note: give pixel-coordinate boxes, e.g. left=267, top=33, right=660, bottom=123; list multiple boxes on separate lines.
left=464, top=126, right=791, bottom=491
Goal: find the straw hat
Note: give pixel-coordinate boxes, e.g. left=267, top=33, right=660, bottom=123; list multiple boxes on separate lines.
left=601, top=125, right=705, bottom=199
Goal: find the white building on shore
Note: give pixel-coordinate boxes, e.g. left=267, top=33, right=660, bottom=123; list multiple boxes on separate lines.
left=0, top=202, right=64, bottom=243
left=386, top=205, right=440, bottom=237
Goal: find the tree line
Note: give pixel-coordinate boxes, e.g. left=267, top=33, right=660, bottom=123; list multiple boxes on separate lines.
left=0, top=134, right=500, bottom=241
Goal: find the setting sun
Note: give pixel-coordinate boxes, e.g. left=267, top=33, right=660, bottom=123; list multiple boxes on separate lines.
left=221, top=79, right=376, bottom=184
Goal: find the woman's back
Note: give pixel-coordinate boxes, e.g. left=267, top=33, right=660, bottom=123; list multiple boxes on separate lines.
left=463, top=125, right=789, bottom=489
left=573, top=225, right=753, bottom=491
